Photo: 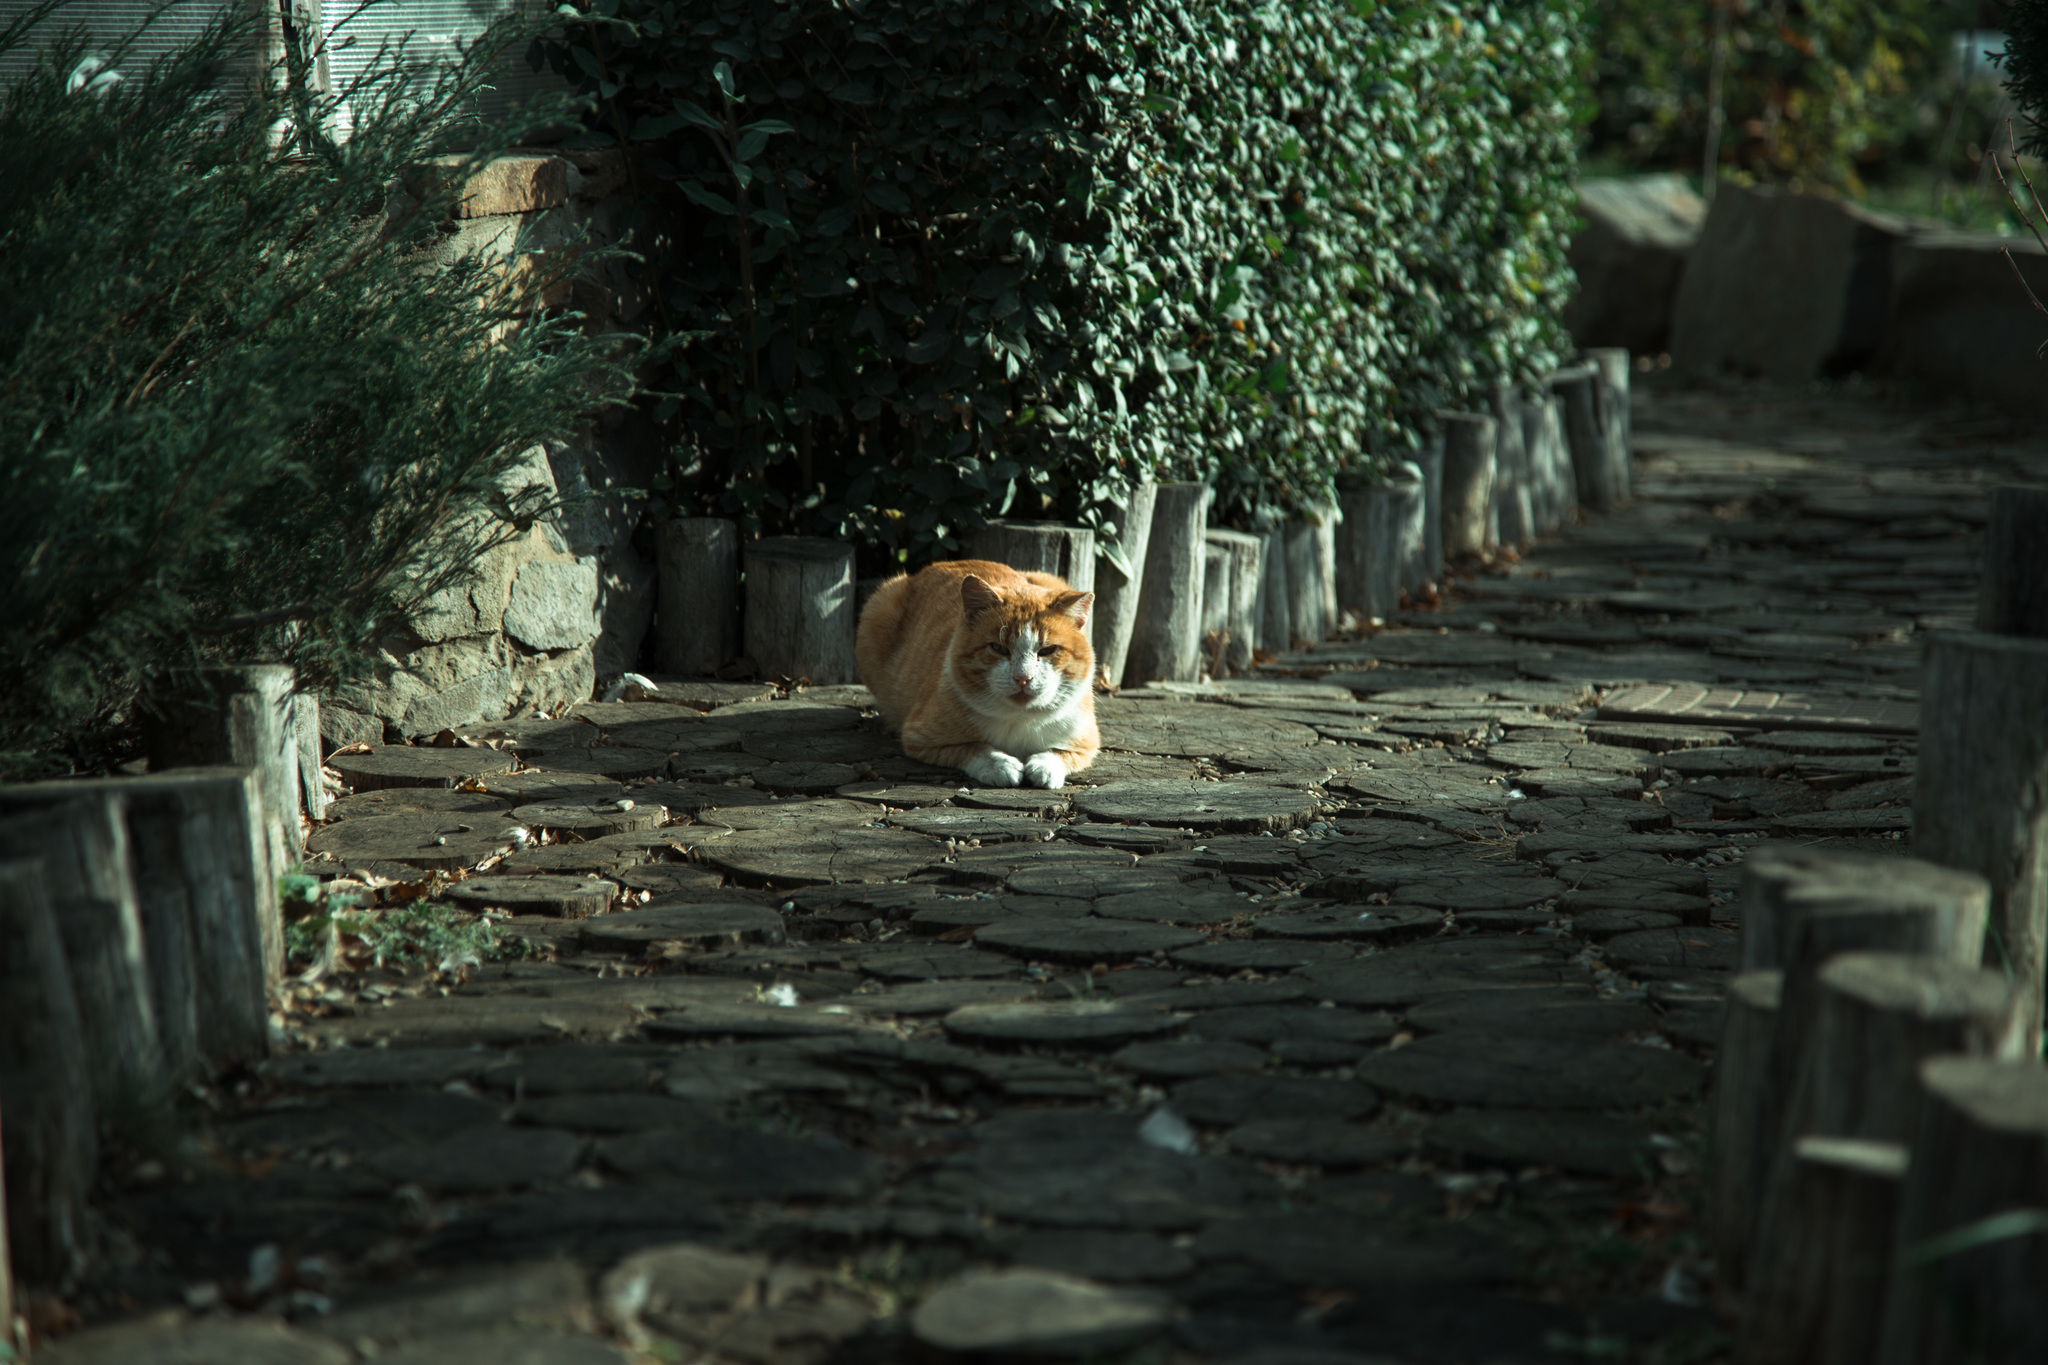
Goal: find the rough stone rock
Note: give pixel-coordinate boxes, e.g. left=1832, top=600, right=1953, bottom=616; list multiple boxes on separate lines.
left=306, top=811, right=520, bottom=871
left=1424, top=1108, right=1658, bottom=1178
left=942, top=1000, right=1186, bottom=1047
left=1170, top=1074, right=1380, bottom=1126
left=1565, top=174, right=1705, bottom=354
left=1355, top=1034, right=1702, bottom=1108
left=504, top=559, right=601, bottom=651
left=911, top=1270, right=1171, bottom=1356
left=445, top=875, right=616, bottom=917
left=975, top=919, right=1205, bottom=964
left=1226, top=1118, right=1408, bottom=1167
left=581, top=901, right=786, bottom=951
left=329, top=745, right=517, bottom=792
left=1071, top=781, right=1320, bottom=833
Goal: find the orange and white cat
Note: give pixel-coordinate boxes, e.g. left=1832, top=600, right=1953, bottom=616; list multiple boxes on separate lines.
left=856, top=560, right=1099, bottom=789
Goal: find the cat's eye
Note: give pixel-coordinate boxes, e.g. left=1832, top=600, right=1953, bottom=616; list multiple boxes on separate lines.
left=985, top=643, right=1006, bottom=657
left=1038, top=647, right=1060, bottom=658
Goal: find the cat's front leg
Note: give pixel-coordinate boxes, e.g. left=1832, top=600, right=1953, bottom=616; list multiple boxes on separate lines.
left=961, top=748, right=1025, bottom=788
left=1020, top=752, right=1068, bottom=790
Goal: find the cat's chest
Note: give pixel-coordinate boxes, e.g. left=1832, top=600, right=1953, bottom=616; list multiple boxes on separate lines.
left=973, top=699, right=1087, bottom=754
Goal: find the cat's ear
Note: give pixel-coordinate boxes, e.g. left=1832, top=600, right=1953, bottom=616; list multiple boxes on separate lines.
left=960, top=575, right=1002, bottom=618
left=1056, top=591, right=1094, bottom=628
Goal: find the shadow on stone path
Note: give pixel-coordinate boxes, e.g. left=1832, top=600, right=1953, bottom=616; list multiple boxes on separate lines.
left=45, top=380, right=2047, bottom=1364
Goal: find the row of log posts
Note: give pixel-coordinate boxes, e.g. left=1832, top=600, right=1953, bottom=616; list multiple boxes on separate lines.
left=643, top=351, right=1632, bottom=686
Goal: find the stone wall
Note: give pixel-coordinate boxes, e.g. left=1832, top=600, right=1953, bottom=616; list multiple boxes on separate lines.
left=320, top=151, right=660, bottom=748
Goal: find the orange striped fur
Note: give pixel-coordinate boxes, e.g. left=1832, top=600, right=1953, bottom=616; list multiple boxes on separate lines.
left=855, top=560, right=1099, bottom=788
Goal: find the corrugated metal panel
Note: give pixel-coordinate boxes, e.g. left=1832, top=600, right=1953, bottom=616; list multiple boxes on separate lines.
left=0, top=0, right=571, bottom=137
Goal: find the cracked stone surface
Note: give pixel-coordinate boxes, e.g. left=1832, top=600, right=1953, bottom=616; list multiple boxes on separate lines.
left=60, top=382, right=2014, bottom=1364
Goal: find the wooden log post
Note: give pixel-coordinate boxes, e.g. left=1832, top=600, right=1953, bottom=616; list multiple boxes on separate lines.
left=0, top=769, right=276, bottom=1070
left=1437, top=412, right=1498, bottom=559
left=1554, top=362, right=1629, bottom=513
left=970, top=521, right=1096, bottom=592
left=1740, top=954, right=2017, bottom=1364
left=1090, top=481, right=1157, bottom=688
left=1490, top=383, right=1535, bottom=548
left=142, top=663, right=300, bottom=898
left=1334, top=474, right=1376, bottom=621
left=293, top=693, right=327, bottom=823
left=1123, top=483, right=1210, bottom=685
left=1414, top=433, right=1444, bottom=589
left=1200, top=539, right=1230, bottom=676
left=1585, top=346, right=1632, bottom=498
left=1980, top=486, right=2048, bottom=637
left=0, top=798, right=164, bottom=1129
left=1204, top=529, right=1263, bottom=674
left=1281, top=516, right=1332, bottom=647
left=1710, top=969, right=1783, bottom=1301
left=743, top=537, right=858, bottom=685
left=1738, top=1137, right=1909, bottom=1365
left=1877, top=1057, right=2048, bottom=1365
left=1915, top=629, right=2048, bottom=1058
left=1523, top=389, right=1575, bottom=535
left=1254, top=526, right=1289, bottom=656
left=0, top=859, right=97, bottom=1287
left=656, top=517, right=740, bottom=677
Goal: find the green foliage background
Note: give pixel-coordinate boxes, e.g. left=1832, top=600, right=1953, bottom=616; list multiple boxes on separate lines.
left=539, top=0, right=1583, bottom=568
left=0, top=3, right=640, bottom=777
left=1586, top=0, right=1984, bottom=194
left=2006, top=0, right=2048, bottom=157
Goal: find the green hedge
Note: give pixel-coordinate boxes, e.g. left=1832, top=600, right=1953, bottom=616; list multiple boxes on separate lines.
left=543, top=0, right=1582, bottom=569
left=0, top=4, right=638, bottom=777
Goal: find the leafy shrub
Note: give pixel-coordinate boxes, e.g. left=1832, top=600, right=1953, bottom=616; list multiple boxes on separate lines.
left=539, top=0, right=1581, bottom=563
left=2007, top=0, right=2048, bottom=158
left=0, top=2, right=640, bottom=777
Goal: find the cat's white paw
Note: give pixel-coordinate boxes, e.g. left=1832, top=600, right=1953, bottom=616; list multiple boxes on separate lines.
left=1021, top=752, right=1067, bottom=789
left=963, top=749, right=1024, bottom=787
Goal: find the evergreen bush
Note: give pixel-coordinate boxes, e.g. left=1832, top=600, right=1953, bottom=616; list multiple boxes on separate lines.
left=0, top=2, right=641, bottom=777
left=538, top=0, right=1581, bottom=568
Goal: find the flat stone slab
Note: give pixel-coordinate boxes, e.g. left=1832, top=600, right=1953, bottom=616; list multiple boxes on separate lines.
left=1169, top=940, right=1339, bottom=972
left=641, top=1005, right=856, bottom=1039
left=1658, top=747, right=1781, bottom=777
left=1506, top=797, right=1673, bottom=833
left=617, top=864, right=729, bottom=899
left=1193, top=1005, right=1399, bottom=1048
left=1169, top=1074, right=1380, bottom=1125
left=1071, top=781, right=1319, bottom=833
left=1097, top=705, right=1320, bottom=757
left=1007, top=1229, right=1195, bottom=1283
left=835, top=782, right=960, bottom=807
left=975, top=920, right=1206, bottom=964
left=1770, top=809, right=1914, bottom=836
left=1059, top=825, right=1197, bottom=853
left=366, top=1124, right=583, bottom=1191
left=1405, top=989, right=1658, bottom=1038
left=443, top=875, right=616, bottom=917
left=1745, top=729, right=1904, bottom=756
left=912, top=1269, right=1170, bottom=1356
left=1599, top=683, right=1917, bottom=735
left=943, top=1001, right=1186, bottom=1046
left=264, top=1046, right=510, bottom=1090
left=1007, top=863, right=1175, bottom=898
left=852, top=945, right=1022, bottom=980
left=1602, top=926, right=1741, bottom=972
left=957, top=788, right=1073, bottom=815
left=1226, top=1118, right=1408, bottom=1167
left=329, top=745, right=517, bottom=791
left=36, top=1318, right=355, bottom=1365
left=1254, top=906, right=1444, bottom=941
left=910, top=894, right=1093, bottom=931
left=748, top=761, right=863, bottom=794
left=327, top=788, right=513, bottom=821
left=307, top=812, right=520, bottom=872
left=597, top=1120, right=877, bottom=1200
left=839, top=980, right=1043, bottom=1015
left=1423, top=1108, right=1658, bottom=1178
left=509, top=801, right=667, bottom=837
left=743, top=731, right=900, bottom=766
left=1389, top=874, right=1561, bottom=912
left=1570, top=909, right=1684, bottom=938
left=466, top=771, right=626, bottom=804
left=1330, top=768, right=1511, bottom=809
left=936, top=843, right=1135, bottom=887
left=1516, top=769, right=1646, bottom=799
left=1110, top=1039, right=1270, bottom=1079
left=704, top=828, right=942, bottom=885
left=1581, top=723, right=1742, bottom=752
left=579, top=902, right=786, bottom=949
left=1297, top=953, right=1580, bottom=1008
left=1354, top=1035, right=1703, bottom=1108
left=524, top=748, right=679, bottom=780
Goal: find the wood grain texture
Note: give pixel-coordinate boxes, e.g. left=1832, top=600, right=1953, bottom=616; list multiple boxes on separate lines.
left=1090, top=481, right=1156, bottom=687
left=971, top=522, right=1096, bottom=594
left=1710, top=968, right=1782, bottom=1301
left=1438, top=412, right=1497, bottom=559
left=1203, top=529, right=1263, bottom=672
left=744, top=536, right=858, bottom=685
left=1123, top=483, right=1210, bottom=685
left=657, top=517, right=740, bottom=676
left=1979, top=485, right=2048, bottom=638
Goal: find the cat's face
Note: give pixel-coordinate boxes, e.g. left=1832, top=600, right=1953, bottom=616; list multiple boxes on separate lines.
left=951, top=576, right=1094, bottom=714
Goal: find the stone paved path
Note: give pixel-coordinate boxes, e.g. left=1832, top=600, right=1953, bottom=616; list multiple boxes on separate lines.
left=47, top=382, right=2048, bottom=1364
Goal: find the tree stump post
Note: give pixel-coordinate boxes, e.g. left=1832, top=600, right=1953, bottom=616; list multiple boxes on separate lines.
left=1980, top=486, right=2048, bottom=637
left=0, top=799, right=164, bottom=1129
left=1490, top=383, right=1535, bottom=548
left=142, top=664, right=300, bottom=901
left=1090, top=481, right=1157, bottom=687
left=1554, top=362, right=1628, bottom=512
left=1204, top=529, right=1264, bottom=673
left=0, top=859, right=96, bottom=1288
left=0, top=769, right=275, bottom=1070
left=1414, top=432, right=1444, bottom=586
left=1710, top=968, right=1782, bottom=1301
left=1523, top=389, right=1575, bottom=534
left=1200, top=539, right=1230, bottom=674
left=743, top=537, right=858, bottom=685
left=1877, top=1057, right=2048, bottom=1365
left=656, top=517, right=741, bottom=677
left=1281, top=513, right=1334, bottom=647
left=1585, top=346, right=1632, bottom=499
left=1741, top=954, right=2017, bottom=1363
left=1337, top=472, right=1419, bottom=621
left=1738, top=1137, right=1909, bottom=1365
left=293, top=693, right=327, bottom=823
left=1123, top=483, right=1211, bottom=685
left=1915, top=629, right=2048, bottom=1058
left=969, top=521, right=1096, bottom=592
left=1254, top=526, right=1289, bottom=656
left=1437, top=412, right=1498, bottom=559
